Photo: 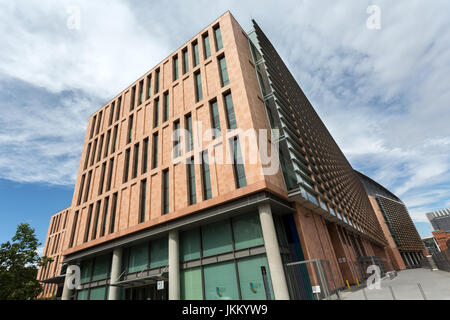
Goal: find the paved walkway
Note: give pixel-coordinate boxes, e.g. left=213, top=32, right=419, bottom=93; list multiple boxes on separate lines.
left=340, top=268, right=450, bottom=300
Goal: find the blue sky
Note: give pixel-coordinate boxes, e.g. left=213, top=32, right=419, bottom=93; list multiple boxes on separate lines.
left=1, top=0, right=449, bottom=249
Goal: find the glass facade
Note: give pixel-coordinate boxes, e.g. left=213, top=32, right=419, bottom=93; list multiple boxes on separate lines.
left=204, top=261, right=239, bottom=300
left=237, top=256, right=274, bottom=300
left=181, top=267, right=203, bottom=300
left=202, top=220, right=233, bottom=257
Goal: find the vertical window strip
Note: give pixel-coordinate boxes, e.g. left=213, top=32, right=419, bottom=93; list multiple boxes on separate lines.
left=152, top=133, right=159, bottom=169
left=173, top=55, right=179, bottom=81
left=123, top=148, right=131, bottom=183
left=146, top=75, right=152, bottom=99
left=84, top=170, right=93, bottom=203
left=98, top=162, right=107, bottom=196
left=90, top=139, right=98, bottom=166
left=173, top=121, right=181, bottom=158
left=84, top=204, right=93, bottom=243
left=218, top=55, right=230, bottom=87
left=116, top=97, right=122, bottom=121
left=127, top=115, right=133, bottom=144
left=139, top=80, right=144, bottom=105
left=77, top=175, right=86, bottom=206
left=69, top=211, right=79, bottom=248
left=193, top=41, right=199, bottom=67
left=163, top=92, right=169, bottom=122
left=106, top=158, right=114, bottom=192
left=185, top=114, right=193, bottom=152
left=162, top=170, right=169, bottom=215
left=109, top=102, right=115, bottom=126
left=203, top=33, right=211, bottom=59
left=142, top=138, right=149, bottom=174
left=84, top=143, right=91, bottom=170
left=153, top=99, right=160, bottom=128
left=90, top=116, right=97, bottom=139
left=104, top=130, right=111, bottom=158
left=111, top=125, right=118, bottom=154
left=109, top=193, right=118, bottom=234
left=214, top=25, right=223, bottom=50
left=130, top=86, right=136, bottom=111
left=201, top=151, right=212, bottom=200
left=91, top=200, right=101, bottom=240
left=97, top=135, right=104, bottom=163
left=231, top=137, right=247, bottom=188
left=155, top=69, right=160, bottom=94
left=96, top=111, right=103, bottom=135
left=195, top=72, right=203, bottom=102
left=187, top=159, right=196, bottom=205
left=183, top=48, right=189, bottom=74
left=139, top=179, right=147, bottom=223
left=132, top=143, right=139, bottom=179
left=210, top=100, right=221, bottom=138
left=224, top=92, right=237, bottom=129
left=100, top=196, right=109, bottom=237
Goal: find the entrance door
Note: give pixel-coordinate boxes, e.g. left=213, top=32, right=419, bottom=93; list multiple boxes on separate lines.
left=124, top=281, right=168, bottom=300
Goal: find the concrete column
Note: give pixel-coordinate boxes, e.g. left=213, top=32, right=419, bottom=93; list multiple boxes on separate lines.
left=168, top=230, right=180, bottom=300
left=401, top=252, right=410, bottom=268
left=108, top=247, right=123, bottom=300
left=407, top=252, right=416, bottom=266
left=258, top=203, right=290, bottom=300
left=61, top=270, right=74, bottom=300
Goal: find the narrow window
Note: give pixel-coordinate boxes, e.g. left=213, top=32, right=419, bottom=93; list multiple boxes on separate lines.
left=185, top=114, right=193, bottom=152
left=163, top=91, right=169, bottom=122
left=201, top=151, right=212, bottom=200
left=106, top=158, right=114, bottom=192
left=127, top=115, right=133, bottom=144
left=91, top=200, right=101, bottom=240
left=139, top=179, right=147, bottom=223
left=194, top=71, right=203, bottom=102
left=77, top=174, right=86, bottom=206
left=146, top=74, right=152, bottom=100
left=202, top=33, right=211, bottom=59
left=218, top=55, right=230, bottom=87
left=90, top=139, right=98, bottom=166
left=187, top=158, right=196, bottom=205
left=130, top=86, right=136, bottom=111
left=123, top=148, right=131, bottom=183
left=155, top=68, right=160, bottom=94
left=84, top=170, right=93, bottom=203
left=96, top=111, right=103, bottom=135
left=138, top=80, right=144, bottom=105
left=192, top=41, right=199, bottom=67
left=84, top=204, right=93, bottom=243
left=100, top=196, right=109, bottom=237
left=162, top=170, right=169, bottom=215
left=116, top=97, right=122, bottom=121
left=90, top=115, right=97, bottom=139
left=109, top=102, right=115, bottom=126
left=152, top=133, right=159, bottom=169
left=182, top=48, right=189, bottom=74
left=103, top=130, right=111, bottom=158
left=230, top=137, right=247, bottom=188
left=214, top=25, right=223, bottom=51
left=98, top=162, right=107, bottom=195
left=84, top=143, right=92, bottom=170
left=111, top=125, right=118, bottom=154
left=142, top=138, right=149, bottom=174
left=210, top=100, right=221, bottom=138
left=97, top=134, right=104, bottom=163
left=109, top=193, right=118, bottom=234
left=173, top=120, right=181, bottom=158
left=173, top=55, right=179, bottom=81
left=224, top=92, right=237, bottom=129
left=132, top=143, right=139, bottom=179
left=153, top=98, right=160, bottom=128
left=69, top=211, right=79, bottom=248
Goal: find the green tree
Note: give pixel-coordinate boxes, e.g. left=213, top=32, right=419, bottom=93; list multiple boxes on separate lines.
left=0, top=223, right=52, bottom=300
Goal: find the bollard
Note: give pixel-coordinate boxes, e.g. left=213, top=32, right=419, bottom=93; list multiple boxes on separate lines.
left=346, top=280, right=351, bottom=290
left=356, top=278, right=360, bottom=286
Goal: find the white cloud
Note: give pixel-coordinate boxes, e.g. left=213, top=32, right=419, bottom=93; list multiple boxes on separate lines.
left=0, top=0, right=449, bottom=223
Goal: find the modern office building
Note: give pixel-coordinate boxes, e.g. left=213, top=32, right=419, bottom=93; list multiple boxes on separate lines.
left=356, top=171, right=427, bottom=269
left=426, top=208, right=450, bottom=232
left=36, top=208, right=70, bottom=299
left=38, top=12, right=396, bottom=300
left=422, top=236, right=440, bottom=255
